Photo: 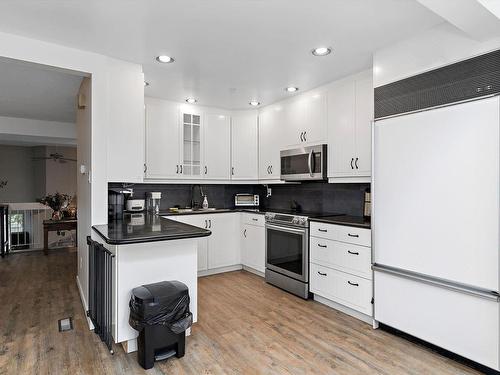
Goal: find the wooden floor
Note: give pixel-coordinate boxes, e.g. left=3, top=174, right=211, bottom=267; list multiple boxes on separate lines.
left=0, top=250, right=480, bottom=375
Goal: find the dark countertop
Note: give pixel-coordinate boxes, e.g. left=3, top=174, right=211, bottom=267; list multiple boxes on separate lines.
left=159, top=208, right=264, bottom=216
left=159, top=207, right=371, bottom=228
left=309, top=215, right=371, bottom=229
left=92, top=213, right=212, bottom=245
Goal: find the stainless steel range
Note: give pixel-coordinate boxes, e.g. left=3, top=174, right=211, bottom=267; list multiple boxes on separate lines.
left=265, top=211, right=310, bottom=299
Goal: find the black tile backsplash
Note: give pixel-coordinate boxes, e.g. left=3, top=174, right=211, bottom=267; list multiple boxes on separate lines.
left=109, top=182, right=369, bottom=216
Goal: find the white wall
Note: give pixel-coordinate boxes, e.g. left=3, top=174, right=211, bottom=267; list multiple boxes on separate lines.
left=0, top=31, right=144, bottom=314
left=373, top=22, right=500, bottom=87
left=0, top=145, right=37, bottom=202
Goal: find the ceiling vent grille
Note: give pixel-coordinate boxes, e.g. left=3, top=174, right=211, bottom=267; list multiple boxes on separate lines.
left=374, top=49, right=500, bottom=119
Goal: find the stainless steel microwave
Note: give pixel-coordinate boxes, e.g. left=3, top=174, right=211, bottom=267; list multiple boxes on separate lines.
left=280, top=144, right=327, bottom=181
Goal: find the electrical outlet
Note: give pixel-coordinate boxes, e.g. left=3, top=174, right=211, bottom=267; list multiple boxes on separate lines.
left=266, top=186, right=272, bottom=198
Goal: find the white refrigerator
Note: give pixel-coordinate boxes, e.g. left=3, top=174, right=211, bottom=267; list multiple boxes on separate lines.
left=373, top=96, right=500, bottom=371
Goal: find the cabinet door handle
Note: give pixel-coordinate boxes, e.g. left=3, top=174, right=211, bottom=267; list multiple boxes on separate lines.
left=355, top=157, right=359, bottom=169
left=252, top=218, right=259, bottom=222
left=204, top=166, right=208, bottom=175
left=209, top=219, right=212, bottom=228
left=347, top=233, right=359, bottom=238
left=180, top=165, right=183, bottom=174
left=348, top=281, right=359, bottom=287
left=231, top=167, right=234, bottom=175
left=204, top=220, right=208, bottom=228
left=300, top=132, right=304, bottom=142
left=144, top=163, right=147, bottom=174
left=317, top=244, right=327, bottom=248
left=350, top=158, right=354, bottom=169
left=270, top=165, right=273, bottom=174
left=348, top=250, right=359, bottom=255
left=317, top=271, right=327, bottom=276
left=176, top=165, right=179, bottom=174
left=303, top=131, right=307, bottom=142
left=244, top=229, right=247, bottom=238
left=318, top=228, right=328, bottom=233
left=267, top=166, right=270, bottom=174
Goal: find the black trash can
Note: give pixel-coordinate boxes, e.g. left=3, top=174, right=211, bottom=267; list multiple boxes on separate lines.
left=129, top=281, right=193, bottom=370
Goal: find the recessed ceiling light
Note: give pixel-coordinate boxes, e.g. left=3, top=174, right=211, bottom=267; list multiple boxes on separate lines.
left=312, top=47, right=332, bottom=56
left=156, top=55, right=174, bottom=63
left=249, top=101, right=260, bottom=106
left=144, top=81, right=150, bottom=87
left=285, top=87, right=299, bottom=92
left=185, top=97, right=197, bottom=104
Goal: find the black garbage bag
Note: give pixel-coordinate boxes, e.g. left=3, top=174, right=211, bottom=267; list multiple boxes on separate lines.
left=129, top=280, right=193, bottom=334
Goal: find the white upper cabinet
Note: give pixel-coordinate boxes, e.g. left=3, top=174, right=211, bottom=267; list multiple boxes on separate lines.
left=180, top=108, right=203, bottom=178
left=204, top=112, right=231, bottom=180
left=145, top=98, right=181, bottom=179
left=231, top=111, right=258, bottom=180
left=259, top=104, right=285, bottom=180
left=107, top=64, right=145, bottom=183
left=327, top=70, right=373, bottom=180
left=285, top=89, right=327, bottom=147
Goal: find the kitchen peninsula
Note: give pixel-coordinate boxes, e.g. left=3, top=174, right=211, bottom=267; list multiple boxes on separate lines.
left=91, top=214, right=211, bottom=353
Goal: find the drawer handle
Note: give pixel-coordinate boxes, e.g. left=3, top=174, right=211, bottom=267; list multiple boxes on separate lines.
left=347, top=233, right=359, bottom=238
left=318, top=229, right=328, bottom=232
left=317, top=244, right=327, bottom=248
left=252, top=218, right=259, bottom=221
left=347, top=281, right=359, bottom=287
left=347, top=250, right=359, bottom=255
left=317, top=271, right=327, bottom=276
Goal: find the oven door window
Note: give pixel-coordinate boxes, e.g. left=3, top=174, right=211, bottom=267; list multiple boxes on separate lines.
left=267, top=227, right=304, bottom=279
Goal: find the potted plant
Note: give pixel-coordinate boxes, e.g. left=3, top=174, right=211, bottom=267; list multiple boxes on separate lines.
left=39, top=193, right=73, bottom=221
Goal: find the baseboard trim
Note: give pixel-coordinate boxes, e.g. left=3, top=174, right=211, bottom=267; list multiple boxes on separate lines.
left=76, top=275, right=94, bottom=330
left=313, top=294, right=374, bottom=325
left=198, top=264, right=243, bottom=277
left=242, top=265, right=264, bottom=277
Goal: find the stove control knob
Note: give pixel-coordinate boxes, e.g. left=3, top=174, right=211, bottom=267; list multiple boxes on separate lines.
left=298, top=217, right=307, bottom=225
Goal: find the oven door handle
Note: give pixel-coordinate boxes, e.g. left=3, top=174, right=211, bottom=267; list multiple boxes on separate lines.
left=266, top=223, right=307, bottom=235
left=308, top=149, right=314, bottom=177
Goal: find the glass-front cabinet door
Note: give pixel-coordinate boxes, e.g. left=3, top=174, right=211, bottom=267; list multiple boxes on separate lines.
left=181, top=111, right=202, bottom=177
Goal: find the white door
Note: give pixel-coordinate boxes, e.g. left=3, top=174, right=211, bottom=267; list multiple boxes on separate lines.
left=327, top=78, right=356, bottom=177
left=374, top=96, right=500, bottom=290
left=166, top=215, right=208, bottom=271
left=304, top=89, right=328, bottom=145
left=231, top=111, right=258, bottom=180
left=204, top=113, right=231, bottom=179
left=242, top=224, right=265, bottom=273
left=259, top=105, right=284, bottom=179
left=207, top=214, right=240, bottom=269
left=353, top=74, right=373, bottom=176
left=145, top=99, right=180, bottom=179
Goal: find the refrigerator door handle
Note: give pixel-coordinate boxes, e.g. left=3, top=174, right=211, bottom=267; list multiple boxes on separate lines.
left=372, top=264, right=500, bottom=302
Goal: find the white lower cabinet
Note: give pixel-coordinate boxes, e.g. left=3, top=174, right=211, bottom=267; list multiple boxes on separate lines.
left=310, top=263, right=372, bottom=315
left=241, top=214, right=265, bottom=273
left=310, top=222, right=373, bottom=320
left=168, top=213, right=240, bottom=273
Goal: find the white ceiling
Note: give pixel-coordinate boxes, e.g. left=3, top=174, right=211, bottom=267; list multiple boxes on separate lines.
left=0, top=59, right=83, bottom=122
left=0, top=0, right=444, bottom=109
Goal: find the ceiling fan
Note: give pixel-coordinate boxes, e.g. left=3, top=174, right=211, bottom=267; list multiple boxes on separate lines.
left=32, top=152, right=76, bottom=163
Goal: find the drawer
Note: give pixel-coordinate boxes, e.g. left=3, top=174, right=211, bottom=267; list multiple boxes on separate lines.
left=310, top=263, right=372, bottom=316
left=310, top=222, right=371, bottom=247
left=242, top=213, right=265, bottom=227
left=310, top=237, right=372, bottom=279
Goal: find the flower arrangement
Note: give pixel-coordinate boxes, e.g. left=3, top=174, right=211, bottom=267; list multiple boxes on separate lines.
left=39, top=192, right=73, bottom=220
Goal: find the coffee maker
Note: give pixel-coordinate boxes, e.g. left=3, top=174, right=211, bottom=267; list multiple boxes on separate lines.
left=108, top=188, right=133, bottom=220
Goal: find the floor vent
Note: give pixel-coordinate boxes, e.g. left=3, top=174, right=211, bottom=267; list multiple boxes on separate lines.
left=58, top=317, right=73, bottom=332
